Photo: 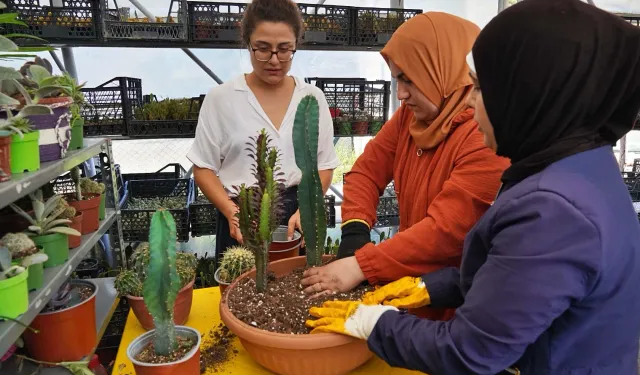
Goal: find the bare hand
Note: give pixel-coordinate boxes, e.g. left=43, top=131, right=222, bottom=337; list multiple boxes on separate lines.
left=301, top=256, right=366, bottom=299
left=225, top=203, right=243, bottom=244
left=287, top=209, right=305, bottom=246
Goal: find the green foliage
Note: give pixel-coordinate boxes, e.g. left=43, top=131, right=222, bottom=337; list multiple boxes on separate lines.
left=292, top=95, right=326, bottom=267
left=331, top=139, right=358, bottom=184
left=143, top=210, right=181, bottom=356
left=195, top=253, right=216, bottom=288
left=56, top=196, right=77, bottom=220
left=0, top=232, right=36, bottom=258
left=128, top=196, right=185, bottom=210
left=71, top=166, right=82, bottom=201
left=79, top=177, right=105, bottom=195
left=133, top=98, right=196, bottom=121
left=218, top=246, right=255, bottom=283
left=0, top=245, right=47, bottom=280
left=324, top=236, right=340, bottom=256
left=235, top=129, right=285, bottom=292
left=10, top=190, right=81, bottom=238
left=113, top=269, right=143, bottom=297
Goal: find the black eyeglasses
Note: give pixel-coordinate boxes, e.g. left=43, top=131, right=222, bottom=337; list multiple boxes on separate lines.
left=250, top=44, right=297, bottom=62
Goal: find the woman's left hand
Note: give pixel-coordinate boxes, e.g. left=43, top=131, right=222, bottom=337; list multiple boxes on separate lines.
left=301, top=256, right=367, bottom=298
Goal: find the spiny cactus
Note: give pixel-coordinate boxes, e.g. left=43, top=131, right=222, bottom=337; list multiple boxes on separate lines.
left=292, top=95, right=327, bottom=267
left=235, top=129, right=285, bottom=292
left=79, top=177, right=105, bottom=195
left=0, top=233, right=37, bottom=259
left=114, top=269, right=143, bottom=297
left=56, top=196, right=77, bottom=220
left=218, top=246, right=255, bottom=283
left=143, top=210, right=181, bottom=356
left=71, top=167, right=82, bottom=201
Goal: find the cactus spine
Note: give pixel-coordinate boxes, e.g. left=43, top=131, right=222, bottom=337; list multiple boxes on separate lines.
left=218, top=246, right=255, bottom=283
left=143, top=209, right=181, bottom=356
left=235, top=129, right=285, bottom=292
left=292, top=95, right=327, bottom=267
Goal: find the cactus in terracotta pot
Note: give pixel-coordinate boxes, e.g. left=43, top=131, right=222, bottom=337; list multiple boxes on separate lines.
left=79, top=177, right=105, bottom=195
left=55, top=196, right=77, bottom=220
left=217, top=246, right=255, bottom=284
left=292, top=95, right=327, bottom=267
left=235, top=129, right=285, bottom=292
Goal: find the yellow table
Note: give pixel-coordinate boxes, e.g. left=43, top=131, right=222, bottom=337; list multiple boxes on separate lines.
left=114, top=287, right=422, bottom=375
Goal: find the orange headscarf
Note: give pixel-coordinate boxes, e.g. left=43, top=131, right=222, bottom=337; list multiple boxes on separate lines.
left=381, top=12, right=480, bottom=150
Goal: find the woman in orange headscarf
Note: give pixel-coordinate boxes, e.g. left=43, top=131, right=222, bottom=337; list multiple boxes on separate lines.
left=301, top=12, right=510, bottom=321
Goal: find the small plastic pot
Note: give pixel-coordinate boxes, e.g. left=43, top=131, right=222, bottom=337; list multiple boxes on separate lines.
left=127, top=325, right=201, bottom=375
left=32, top=232, right=69, bottom=268
left=269, top=226, right=302, bottom=262
left=352, top=121, right=370, bottom=135
left=99, top=192, right=106, bottom=220
left=13, top=249, right=45, bottom=291
left=0, top=269, right=28, bottom=319
left=68, top=118, right=84, bottom=150
left=213, top=267, right=230, bottom=296
left=67, top=193, right=101, bottom=234
left=127, top=279, right=194, bottom=331
left=10, top=131, right=40, bottom=174
left=75, top=258, right=100, bottom=279
left=68, top=211, right=83, bottom=249
left=0, top=134, right=11, bottom=182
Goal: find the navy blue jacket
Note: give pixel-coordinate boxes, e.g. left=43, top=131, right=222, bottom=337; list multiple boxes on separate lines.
left=368, top=146, right=640, bottom=374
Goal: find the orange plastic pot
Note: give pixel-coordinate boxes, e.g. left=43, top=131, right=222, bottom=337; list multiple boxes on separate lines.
left=0, top=134, right=11, bottom=182
left=23, top=279, right=97, bottom=362
left=128, top=279, right=194, bottom=330
left=220, top=255, right=373, bottom=375
left=68, top=211, right=83, bottom=249
left=269, top=226, right=302, bottom=262
left=127, top=325, right=201, bottom=375
left=67, top=193, right=101, bottom=234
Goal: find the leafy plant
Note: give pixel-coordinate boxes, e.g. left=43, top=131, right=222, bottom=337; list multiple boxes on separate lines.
left=133, top=97, right=197, bottom=121
left=128, top=196, right=185, bottom=210
left=292, top=95, right=327, bottom=267
left=9, top=190, right=82, bottom=238
left=0, top=246, right=47, bottom=280
left=236, top=129, right=286, bottom=292
left=217, top=246, right=254, bottom=284
left=195, top=253, right=216, bottom=288
left=324, top=236, right=340, bottom=256
left=0, top=232, right=37, bottom=259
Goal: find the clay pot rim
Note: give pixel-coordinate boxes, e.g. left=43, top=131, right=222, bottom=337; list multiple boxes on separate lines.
left=126, top=278, right=195, bottom=301
left=126, top=325, right=201, bottom=367
left=72, top=211, right=84, bottom=221
left=38, top=279, right=97, bottom=316
left=220, top=255, right=364, bottom=350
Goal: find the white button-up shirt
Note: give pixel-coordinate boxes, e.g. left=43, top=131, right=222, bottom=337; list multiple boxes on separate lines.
left=187, top=75, right=340, bottom=196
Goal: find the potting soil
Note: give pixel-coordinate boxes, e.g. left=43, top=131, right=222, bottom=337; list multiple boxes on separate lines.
left=135, top=336, right=196, bottom=364
left=42, top=284, right=93, bottom=313
left=227, top=266, right=373, bottom=334
left=199, top=323, right=237, bottom=374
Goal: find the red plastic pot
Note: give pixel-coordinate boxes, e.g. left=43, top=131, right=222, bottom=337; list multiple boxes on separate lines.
left=67, top=193, right=101, bottom=234
left=127, top=279, right=194, bottom=330
left=269, top=226, right=302, bottom=262
left=127, top=325, right=201, bottom=375
left=68, top=211, right=83, bottom=249
left=23, top=279, right=97, bottom=362
left=0, top=134, right=11, bottom=182
left=352, top=121, right=370, bottom=135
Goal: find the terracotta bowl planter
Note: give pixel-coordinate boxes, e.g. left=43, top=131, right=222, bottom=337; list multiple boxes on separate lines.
left=67, top=193, right=101, bottom=234
left=68, top=211, right=84, bottom=249
left=127, top=325, right=201, bottom=375
left=220, top=256, right=373, bottom=375
left=23, top=279, right=97, bottom=362
left=269, top=226, right=302, bottom=262
left=127, top=279, right=194, bottom=330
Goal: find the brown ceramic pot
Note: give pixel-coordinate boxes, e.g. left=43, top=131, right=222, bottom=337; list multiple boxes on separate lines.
left=127, top=279, right=194, bottom=330
left=68, top=211, right=83, bottom=249
left=269, top=226, right=302, bottom=262
left=66, top=193, right=101, bottom=234
left=220, top=255, right=373, bottom=375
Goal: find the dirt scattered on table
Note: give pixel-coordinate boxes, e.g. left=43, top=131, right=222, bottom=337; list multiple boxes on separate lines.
left=134, top=336, right=196, bottom=364
left=227, top=266, right=373, bottom=334
left=200, top=323, right=237, bottom=374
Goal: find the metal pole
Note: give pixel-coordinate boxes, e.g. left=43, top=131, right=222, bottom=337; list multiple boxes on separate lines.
left=129, top=0, right=156, bottom=21
left=498, top=0, right=510, bottom=12
left=182, top=49, right=224, bottom=84
left=389, top=0, right=403, bottom=113
left=620, top=135, right=627, bottom=171
left=61, top=48, right=78, bottom=80
left=48, top=51, right=65, bottom=73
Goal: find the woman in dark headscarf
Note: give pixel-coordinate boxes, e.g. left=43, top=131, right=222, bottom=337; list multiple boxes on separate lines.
left=304, top=1, right=640, bottom=374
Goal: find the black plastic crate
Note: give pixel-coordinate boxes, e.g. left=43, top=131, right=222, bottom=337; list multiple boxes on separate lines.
left=307, top=78, right=390, bottom=137
left=353, top=7, right=422, bottom=46
left=189, top=186, right=218, bottom=237
left=128, top=95, right=203, bottom=137
left=324, top=194, right=336, bottom=228
left=4, top=0, right=100, bottom=41
left=121, top=163, right=186, bottom=185
left=121, top=178, right=193, bottom=242
left=52, top=163, right=124, bottom=198
left=298, top=3, right=351, bottom=46
left=189, top=2, right=246, bottom=43
left=82, top=77, right=142, bottom=137
left=103, top=0, right=188, bottom=41
left=343, top=172, right=398, bottom=227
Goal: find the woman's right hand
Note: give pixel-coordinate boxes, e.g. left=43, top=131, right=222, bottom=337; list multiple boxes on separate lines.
left=224, top=203, right=243, bottom=244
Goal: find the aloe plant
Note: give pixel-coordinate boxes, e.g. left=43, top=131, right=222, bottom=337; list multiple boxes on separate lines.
left=0, top=246, right=48, bottom=280
left=143, top=209, right=181, bottom=356
left=292, top=95, right=327, bottom=267
left=9, top=190, right=81, bottom=238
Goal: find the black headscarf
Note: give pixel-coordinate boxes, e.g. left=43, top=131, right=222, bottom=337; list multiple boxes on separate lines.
left=472, top=0, right=640, bottom=183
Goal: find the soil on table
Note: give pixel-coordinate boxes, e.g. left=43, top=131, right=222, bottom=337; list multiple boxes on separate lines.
left=227, top=265, right=374, bottom=334
left=135, top=336, right=196, bottom=364
left=200, top=323, right=237, bottom=374
left=42, top=284, right=94, bottom=313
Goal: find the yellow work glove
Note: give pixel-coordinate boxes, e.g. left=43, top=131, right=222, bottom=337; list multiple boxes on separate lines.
left=361, top=276, right=431, bottom=309
left=306, top=300, right=398, bottom=340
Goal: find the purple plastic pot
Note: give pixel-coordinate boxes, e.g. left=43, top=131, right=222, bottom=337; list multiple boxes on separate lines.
left=27, top=97, right=72, bottom=163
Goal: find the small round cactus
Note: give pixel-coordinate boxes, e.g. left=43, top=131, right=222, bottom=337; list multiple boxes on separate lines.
left=218, top=246, right=255, bottom=283
left=79, top=178, right=105, bottom=195
left=56, top=196, right=77, bottom=220
left=0, top=233, right=37, bottom=259
left=114, top=269, right=143, bottom=297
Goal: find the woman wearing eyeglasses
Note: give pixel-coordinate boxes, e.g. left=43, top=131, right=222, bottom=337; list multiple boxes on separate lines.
left=187, top=0, right=339, bottom=267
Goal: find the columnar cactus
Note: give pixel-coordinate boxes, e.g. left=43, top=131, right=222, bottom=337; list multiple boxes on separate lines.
left=292, top=95, right=327, bottom=267
left=236, top=129, right=285, bottom=292
left=143, top=210, right=181, bottom=356
left=218, top=246, right=255, bottom=283
left=71, top=166, right=83, bottom=201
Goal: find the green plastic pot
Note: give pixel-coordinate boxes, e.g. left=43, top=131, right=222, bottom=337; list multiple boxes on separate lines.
left=32, top=233, right=69, bottom=268
left=99, top=192, right=105, bottom=220
left=68, top=118, right=84, bottom=150
left=0, top=269, right=29, bottom=319
left=10, top=131, right=40, bottom=174
left=13, top=250, right=45, bottom=291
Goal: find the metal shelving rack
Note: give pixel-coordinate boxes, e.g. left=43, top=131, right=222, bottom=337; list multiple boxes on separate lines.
left=0, top=138, right=125, bottom=371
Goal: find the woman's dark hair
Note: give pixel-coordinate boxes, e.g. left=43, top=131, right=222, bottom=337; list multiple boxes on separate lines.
left=241, top=0, right=304, bottom=46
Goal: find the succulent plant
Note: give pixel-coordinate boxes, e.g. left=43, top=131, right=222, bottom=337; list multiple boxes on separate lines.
left=79, top=177, right=105, bottom=195
left=71, top=166, right=83, bottom=201
left=235, top=129, right=286, bottom=292
left=128, top=196, right=185, bottom=210
left=218, top=246, right=255, bottom=283
left=114, top=269, right=143, bottom=297
left=195, top=253, right=216, bottom=288
left=0, top=233, right=37, bottom=259
left=292, top=95, right=327, bottom=267
left=353, top=109, right=371, bottom=122
left=0, top=246, right=47, bottom=280
left=324, top=236, right=340, bottom=256
left=56, top=196, right=76, bottom=220
left=10, top=190, right=82, bottom=238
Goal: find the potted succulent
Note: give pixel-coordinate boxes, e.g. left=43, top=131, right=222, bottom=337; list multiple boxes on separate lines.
left=52, top=73, right=88, bottom=150
left=55, top=196, right=83, bottom=248
left=10, top=190, right=82, bottom=268
left=335, top=115, right=352, bottom=136
left=114, top=243, right=197, bottom=330
left=0, top=246, right=47, bottom=319
left=220, top=96, right=373, bottom=375
left=80, top=176, right=106, bottom=220
left=352, top=110, right=371, bottom=135
left=23, top=279, right=98, bottom=362
left=194, top=252, right=216, bottom=289
left=126, top=210, right=202, bottom=375
left=214, top=245, right=254, bottom=295
left=0, top=232, right=47, bottom=291
left=65, top=166, right=102, bottom=234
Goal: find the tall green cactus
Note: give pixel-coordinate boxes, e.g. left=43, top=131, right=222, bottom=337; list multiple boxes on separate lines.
left=235, top=129, right=285, bottom=292
left=143, top=209, right=181, bottom=356
left=292, top=95, right=327, bottom=267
